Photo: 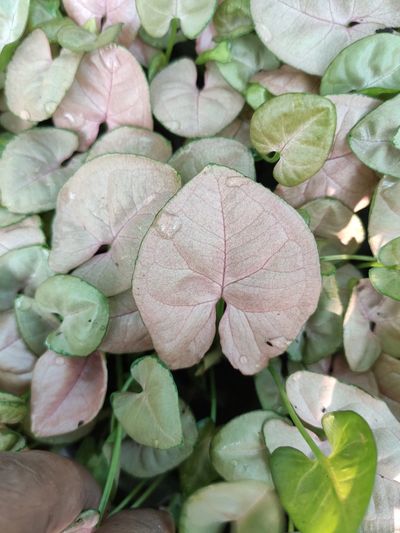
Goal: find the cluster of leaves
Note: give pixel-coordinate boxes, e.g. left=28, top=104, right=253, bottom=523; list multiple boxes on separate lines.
left=1, top=1, right=400, bottom=532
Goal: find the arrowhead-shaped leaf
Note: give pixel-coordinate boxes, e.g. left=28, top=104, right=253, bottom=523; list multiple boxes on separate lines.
left=271, top=410, right=377, bottom=533
left=112, top=356, right=182, bottom=449
left=133, top=165, right=321, bottom=374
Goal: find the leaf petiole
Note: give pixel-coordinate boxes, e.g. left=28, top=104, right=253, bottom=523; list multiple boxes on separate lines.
left=268, top=365, right=325, bottom=462
left=320, top=254, right=376, bottom=262
left=108, top=480, right=147, bottom=517
left=165, top=18, right=178, bottom=63
left=131, top=474, right=166, bottom=508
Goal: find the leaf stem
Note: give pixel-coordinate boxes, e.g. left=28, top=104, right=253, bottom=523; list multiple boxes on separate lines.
left=98, top=423, right=123, bottom=520
left=131, top=474, right=166, bottom=509
left=269, top=365, right=325, bottom=461
left=109, top=480, right=147, bottom=517
left=210, top=367, right=217, bottom=423
left=165, top=18, right=178, bottom=63
left=320, top=254, right=376, bottom=262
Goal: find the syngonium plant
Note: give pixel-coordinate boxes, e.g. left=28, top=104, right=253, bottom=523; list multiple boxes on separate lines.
left=2, top=0, right=400, bottom=532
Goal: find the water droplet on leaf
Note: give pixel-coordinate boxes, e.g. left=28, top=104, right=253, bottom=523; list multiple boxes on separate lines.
left=156, top=212, right=181, bottom=239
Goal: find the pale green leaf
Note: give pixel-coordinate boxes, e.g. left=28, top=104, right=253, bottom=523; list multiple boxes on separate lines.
left=34, top=275, right=109, bottom=357
left=214, top=0, right=253, bottom=41
left=112, top=356, right=182, bottom=449
left=250, top=93, right=336, bottom=186
left=369, top=267, right=400, bottom=302
left=0, top=1, right=30, bottom=55
left=0, top=391, right=26, bottom=424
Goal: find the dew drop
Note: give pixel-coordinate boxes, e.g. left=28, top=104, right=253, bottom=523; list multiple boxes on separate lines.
left=155, top=212, right=181, bottom=239
left=68, top=191, right=76, bottom=200
left=239, top=355, right=248, bottom=365
left=55, top=356, right=65, bottom=366
left=44, top=101, right=58, bottom=115
left=20, top=110, right=31, bottom=121
left=226, top=176, right=244, bottom=188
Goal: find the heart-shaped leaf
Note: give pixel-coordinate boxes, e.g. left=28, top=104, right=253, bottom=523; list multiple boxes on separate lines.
left=63, top=0, right=140, bottom=47
left=0, top=310, right=36, bottom=395
left=250, top=93, right=336, bottom=186
left=368, top=176, right=400, bottom=256
left=374, top=353, right=400, bottom=404
left=0, top=1, right=30, bottom=55
left=14, top=295, right=59, bottom=355
left=0, top=426, right=25, bottom=452
left=62, top=510, right=99, bottom=533
left=133, top=165, right=321, bottom=374
left=97, top=510, right=175, bottom=533
left=5, top=29, right=81, bottom=121
left=321, top=33, right=400, bottom=96
left=48, top=18, right=122, bottom=53
left=28, top=0, right=62, bottom=31
left=100, top=291, right=152, bottom=354
left=0, top=127, right=79, bottom=214
left=369, top=267, right=400, bottom=302
left=0, top=391, right=26, bottom=424
left=252, top=64, right=319, bottom=96
left=0, top=450, right=101, bottom=533
left=34, top=275, right=109, bottom=357
left=0, top=216, right=45, bottom=257
left=250, top=0, right=400, bottom=75
left=168, top=137, right=255, bottom=183
left=271, top=410, right=377, bottom=533
left=112, top=356, right=182, bottom=449
left=53, top=46, right=152, bottom=150
left=0, top=245, right=53, bottom=311
left=136, top=0, right=217, bottom=39
left=211, top=410, right=280, bottom=484
left=150, top=59, right=244, bottom=138
left=180, top=480, right=284, bottom=533
left=276, top=94, right=378, bottom=212
left=87, top=126, right=172, bottom=162
left=31, top=350, right=107, bottom=437
left=349, top=95, right=400, bottom=178
left=286, top=370, right=400, bottom=483
left=120, top=401, right=198, bottom=478
left=49, top=154, right=180, bottom=296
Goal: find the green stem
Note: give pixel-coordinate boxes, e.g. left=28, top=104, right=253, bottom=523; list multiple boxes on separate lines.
left=269, top=366, right=325, bottom=462
left=288, top=516, right=295, bottom=532
left=320, top=254, right=376, bottom=262
left=210, top=367, right=217, bottom=423
left=98, top=372, right=135, bottom=520
left=109, top=480, right=147, bottom=518
left=131, top=475, right=165, bottom=509
left=165, top=18, right=178, bottom=63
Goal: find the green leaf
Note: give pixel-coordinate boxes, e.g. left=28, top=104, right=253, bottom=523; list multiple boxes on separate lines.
left=216, top=34, right=279, bottom=93
left=271, top=410, right=377, bottom=533
left=369, top=267, right=400, bottom=301
left=34, top=275, right=109, bottom=357
left=213, top=0, right=253, bottom=41
left=245, top=82, right=270, bottom=110
left=378, top=237, right=400, bottom=266
left=136, top=0, right=217, bottom=39
left=180, top=480, right=284, bottom=533
left=254, top=360, right=287, bottom=415
left=180, top=418, right=219, bottom=496
left=349, top=95, right=400, bottom=178
left=112, top=356, right=182, bottom=449
left=196, top=41, right=231, bottom=65
left=28, top=0, right=61, bottom=31
left=14, top=295, right=59, bottom=355
left=0, top=1, right=30, bottom=55
left=321, top=34, right=400, bottom=96
left=250, top=93, right=336, bottom=186
left=0, top=391, right=26, bottom=424
left=148, top=51, right=167, bottom=82
left=0, top=426, right=26, bottom=451
left=211, top=410, right=280, bottom=484
left=120, top=401, right=198, bottom=478
left=0, top=245, right=52, bottom=311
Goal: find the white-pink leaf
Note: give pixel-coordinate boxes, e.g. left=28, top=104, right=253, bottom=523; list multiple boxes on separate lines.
left=53, top=45, right=152, bottom=151
left=63, top=0, right=140, bottom=47
left=100, top=291, right=152, bottom=354
left=49, top=154, right=180, bottom=296
left=0, top=216, right=44, bottom=257
left=276, top=95, right=379, bottom=212
left=0, top=310, right=36, bottom=395
left=132, top=165, right=321, bottom=375
left=30, top=350, right=107, bottom=437
left=252, top=65, right=320, bottom=95
left=150, top=59, right=244, bottom=138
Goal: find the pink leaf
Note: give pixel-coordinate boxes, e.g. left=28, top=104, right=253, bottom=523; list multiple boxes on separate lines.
left=30, top=350, right=107, bottom=437
left=0, top=450, right=101, bottom=533
left=63, top=0, right=140, bottom=46
left=53, top=45, right=152, bottom=151
left=0, top=310, right=36, bottom=395
left=252, top=65, right=320, bottom=95
left=132, top=166, right=321, bottom=375
left=0, top=216, right=45, bottom=257
left=276, top=95, right=379, bottom=212
left=97, top=510, right=175, bottom=532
